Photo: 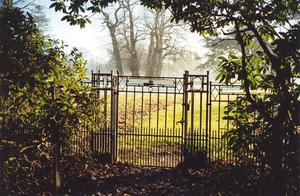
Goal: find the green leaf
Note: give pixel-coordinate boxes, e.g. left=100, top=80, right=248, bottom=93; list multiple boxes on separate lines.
left=61, top=15, right=69, bottom=21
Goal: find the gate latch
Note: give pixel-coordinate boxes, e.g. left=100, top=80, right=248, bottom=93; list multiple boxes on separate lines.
left=176, top=120, right=186, bottom=125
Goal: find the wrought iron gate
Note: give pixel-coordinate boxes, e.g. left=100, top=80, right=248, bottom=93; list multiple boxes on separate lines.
left=90, top=71, right=212, bottom=167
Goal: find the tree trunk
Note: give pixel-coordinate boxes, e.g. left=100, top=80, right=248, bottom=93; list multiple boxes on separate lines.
left=108, top=26, right=124, bottom=75
left=129, top=52, right=139, bottom=76
left=146, top=30, right=155, bottom=76
left=270, top=127, right=284, bottom=195
left=270, top=88, right=289, bottom=195
left=154, top=20, right=164, bottom=77
left=155, top=48, right=163, bottom=77
left=127, top=1, right=139, bottom=76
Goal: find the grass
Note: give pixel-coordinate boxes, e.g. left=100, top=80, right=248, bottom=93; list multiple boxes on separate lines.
left=99, top=92, right=234, bottom=133
left=77, top=91, right=240, bottom=167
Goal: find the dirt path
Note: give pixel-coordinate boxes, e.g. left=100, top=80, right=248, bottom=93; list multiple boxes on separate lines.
left=61, top=162, right=262, bottom=195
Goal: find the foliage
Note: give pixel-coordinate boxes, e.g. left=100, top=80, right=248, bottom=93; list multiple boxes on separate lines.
left=0, top=7, right=97, bottom=194
left=138, top=0, right=299, bottom=194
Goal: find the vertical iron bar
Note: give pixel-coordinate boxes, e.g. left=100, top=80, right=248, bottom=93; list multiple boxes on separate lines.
left=227, top=94, right=230, bottom=131
left=165, top=87, right=168, bottom=131
left=156, top=88, right=160, bottom=130
left=173, top=80, right=177, bottom=166
left=103, top=89, right=108, bottom=155
left=218, top=85, right=221, bottom=161
left=132, top=86, right=136, bottom=164
left=141, top=87, right=144, bottom=131
left=173, top=79, right=177, bottom=131
left=148, top=90, right=152, bottom=166
left=205, top=71, right=209, bottom=161
left=133, top=86, right=136, bottom=129
left=140, top=87, right=144, bottom=165
left=124, top=81, right=128, bottom=162
left=148, top=128, right=151, bottom=166
left=165, top=88, right=168, bottom=167
left=115, top=74, right=119, bottom=162
left=199, top=91, right=203, bottom=151
left=209, top=81, right=212, bottom=164
left=125, top=80, right=128, bottom=132
left=149, top=92, right=152, bottom=130
left=156, top=87, right=160, bottom=166
left=191, top=80, right=195, bottom=155
left=110, top=73, right=114, bottom=163
left=226, top=94, right=230, bottom=162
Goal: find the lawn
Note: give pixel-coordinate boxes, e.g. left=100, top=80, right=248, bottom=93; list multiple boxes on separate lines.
left=75, top=91, right=241, bottom=167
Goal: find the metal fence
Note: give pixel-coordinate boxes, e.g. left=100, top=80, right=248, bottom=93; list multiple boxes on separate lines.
left=72, top=71, right=253, bottom=167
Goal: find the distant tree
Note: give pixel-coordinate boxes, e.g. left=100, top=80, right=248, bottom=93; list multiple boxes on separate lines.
left=30, top=4, right=49, bottom=32
left=200, top=36, right=239, bottom=71
left=119, top=0, right=142, bottom=76
left=99, top=1, right=125, bottom=74
left=144, top=8, right=186, bottom=76
left=51, top=0, right=188, bottom=77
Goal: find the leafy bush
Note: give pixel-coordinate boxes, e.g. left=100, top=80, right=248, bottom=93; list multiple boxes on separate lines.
left=0, top=7, right=98, bottom=194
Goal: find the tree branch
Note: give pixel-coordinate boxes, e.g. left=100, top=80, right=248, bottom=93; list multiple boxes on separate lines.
left=235, top=22, right=255, bottom=104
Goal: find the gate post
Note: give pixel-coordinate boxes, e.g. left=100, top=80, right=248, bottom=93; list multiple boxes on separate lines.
left=110, top=72, right=119, bottom=163
left=183, top=71, right=189, bottom=158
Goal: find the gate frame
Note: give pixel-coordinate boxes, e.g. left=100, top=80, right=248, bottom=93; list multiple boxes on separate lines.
left=91, top=70, right=211, bottom=166
left=182, top=71, right=210, bottom=162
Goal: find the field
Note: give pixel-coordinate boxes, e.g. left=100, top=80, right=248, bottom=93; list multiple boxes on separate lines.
left=75, top=90, right=241, bottom=167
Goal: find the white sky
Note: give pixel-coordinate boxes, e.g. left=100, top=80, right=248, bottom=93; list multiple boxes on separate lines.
left=35, top=0, right=209, bottom=76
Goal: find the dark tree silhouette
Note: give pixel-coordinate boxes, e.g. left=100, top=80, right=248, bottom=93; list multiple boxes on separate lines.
left=0, top=6, right=98, bottom=194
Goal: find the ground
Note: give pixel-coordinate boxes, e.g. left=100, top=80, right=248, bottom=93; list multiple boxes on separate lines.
left=2, top=156, right=295, bottom=195
left=59, top=158, right=264, bottom=195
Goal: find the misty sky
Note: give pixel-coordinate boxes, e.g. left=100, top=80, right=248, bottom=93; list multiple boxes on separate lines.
left=35, top=0, right=210, bottom=76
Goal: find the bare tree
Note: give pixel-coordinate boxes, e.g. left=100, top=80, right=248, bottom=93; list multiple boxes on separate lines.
left=31, top=4, right=49, bottom=32
left=145, top=9, right=186, bottom=77
left=97, top=1, right=188, bottom=76
left=145, top=28, right=156, bottom=75
left=119, top=0, right=143, bottom=76
left=100, top=2, right=125, bottom=74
